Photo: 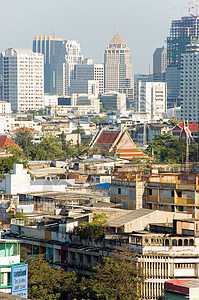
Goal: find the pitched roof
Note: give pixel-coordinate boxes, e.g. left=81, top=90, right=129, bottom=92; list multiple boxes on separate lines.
left=0, top=136, right=22, bottom=150
left=12, top=127, right=38, bottom=133
left=171, top=123, right=198, bottom=132
left=90, top=129, right=151, bottom=160
left=95, top=131, right=120, bottom=145
left=109, top=31, right=126, bottom=46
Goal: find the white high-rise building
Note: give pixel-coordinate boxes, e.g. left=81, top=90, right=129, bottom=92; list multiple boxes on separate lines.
left=63, top=40, right=83, bottom=96
left=181, top=41, right=199, bottom=122
left=1, top=48, right=44, bottom=112
left=136, top=82, right=167, bottom=120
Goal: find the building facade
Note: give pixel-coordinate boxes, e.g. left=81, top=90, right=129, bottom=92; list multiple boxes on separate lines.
left=63, top=40, right=83, bottom=96
left=104, top=31, right=134, bottom=104
left=1, top=48, right=44, bottom=112
left=166, top=15, right=199, bottom=108
left=181, top=41, right=199, bottom=122
left=74, top=59, right=104, bottom=95
left=153, top=47, right=167, bottom=81
left=136, top=81, right=167, bottom=120
left=33, top=36, right=66, bottom=95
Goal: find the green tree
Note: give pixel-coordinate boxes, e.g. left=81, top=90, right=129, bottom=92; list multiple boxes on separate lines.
left=147, top=134, right=198, bottom=163
left=13, top=131, right=34, bottom=150
left=80, top=251, right=142, bottom=300
left=27, top=254, right=78, bottom=300
left=77, top=213, right=108, bottom=242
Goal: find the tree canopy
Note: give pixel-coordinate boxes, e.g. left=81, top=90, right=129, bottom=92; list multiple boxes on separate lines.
left=147, top=134, right=198, bottom=163
left=25, top=250, right=142, bottom=300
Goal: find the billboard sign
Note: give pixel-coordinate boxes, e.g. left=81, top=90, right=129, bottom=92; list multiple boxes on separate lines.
left=11, top=263, right=28, bottom=298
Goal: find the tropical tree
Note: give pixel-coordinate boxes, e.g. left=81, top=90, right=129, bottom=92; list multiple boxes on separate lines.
left=79, top=251, right=143, bottom=300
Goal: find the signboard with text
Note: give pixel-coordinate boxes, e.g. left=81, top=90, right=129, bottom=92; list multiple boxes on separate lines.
left=11, top=263, right=28, bottom=298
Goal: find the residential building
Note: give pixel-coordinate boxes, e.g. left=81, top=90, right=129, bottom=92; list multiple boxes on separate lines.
left=136, top=81, right=167, bottom=120
left=110, top=170, right=199, bottom=217
left=181, top=40, right=199, bottom=122
left=1, top=48, right=44, bottom=112
left=104, top=31, right=134, bottom=105
left=33, top=36, right=65, bottom=95
left=153, top=47, right=168, bottom=81
left=99, top=92, right=126, bottom=112
left=0, top=113, right=41, bottom=134
left=0, top=101, right=11, bottom=114
left=74, top=59, right=104, bottom=95
left=63, top=40, right=83, bottom=96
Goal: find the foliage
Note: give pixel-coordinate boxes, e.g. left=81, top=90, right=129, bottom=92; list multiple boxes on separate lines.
left=13, top=131, right=34, bottom=150
left=77, top=213, right=108, bottom=241
left=25, top=249, right=142, bottom=300
left=79, top=251, right=142, bottom=300
left=100, top=106, right=115, bottom=113
left=91, top=115, right=107, bottom=124
left=147, top=134, right=198, bottom=163
left=167, top=118, right=181, bottom=126
left=71, top=129, right=85, bottom=136
left=0, top=145, right=28, bottom=178
left=27, top=254, right=78, bottom=300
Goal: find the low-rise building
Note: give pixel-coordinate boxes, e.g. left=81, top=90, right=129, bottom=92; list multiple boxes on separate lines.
left=111, top=170, right=199, bottom=217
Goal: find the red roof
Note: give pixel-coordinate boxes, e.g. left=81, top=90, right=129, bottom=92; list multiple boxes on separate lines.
left=95, top=131, right=120, bottom=145
left=172, top=123, right=198, bottom=132
left=12, top=127, right=38, bottom=133
left=0, top=136, right=22, bottom=150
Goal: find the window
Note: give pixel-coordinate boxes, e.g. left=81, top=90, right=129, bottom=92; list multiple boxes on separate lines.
left=177, top=206, right=184, bottom=212
left=171, top=190, right=174, bottom=197
left=148, top=189, right=152, bottom=195
left=118, top=188, right=121, bottom=195
left=177, top=191, right=182, bottom=197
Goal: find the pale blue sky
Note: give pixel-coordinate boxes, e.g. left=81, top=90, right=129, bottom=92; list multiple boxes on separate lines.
left=0, top=0, right=193, bottom=73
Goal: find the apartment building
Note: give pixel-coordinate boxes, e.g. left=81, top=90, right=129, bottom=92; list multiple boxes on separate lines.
left=110, top=171, right=199, bottom=217
left=1, top=48, right=44, bottom=112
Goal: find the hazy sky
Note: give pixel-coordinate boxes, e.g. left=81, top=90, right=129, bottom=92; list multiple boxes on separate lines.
left=0, top=0, right=194, bottom=73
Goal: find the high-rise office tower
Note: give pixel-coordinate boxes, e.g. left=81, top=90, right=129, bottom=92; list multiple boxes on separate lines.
left=73, top=59, right=104, bottom=95
left=181, top=40, right=199, bottom=122
left=63, top=40, right=83, bottom=96
left=1, top=48, right=44, bottom=112
left=153, top=47, right=167, bottom=81
left=104, top=31, right=134, bottom=107
left=166, top=15, right=199, bottom=108
left=33, top=36, right=65, bottom=95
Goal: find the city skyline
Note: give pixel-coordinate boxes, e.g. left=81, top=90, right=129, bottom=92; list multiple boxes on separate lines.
left=1, top=0, right=193, bottom=74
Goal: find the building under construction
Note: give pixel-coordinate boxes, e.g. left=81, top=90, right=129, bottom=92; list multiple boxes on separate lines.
left=167, top=15, right=199, bottom=68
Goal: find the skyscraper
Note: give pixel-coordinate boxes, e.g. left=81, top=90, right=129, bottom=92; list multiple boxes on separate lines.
left=63, top=40, right=83, bottom=96
left=1, top=48, right=44, bottom=112
left=181, top=40, right=199, bottom=122
left=166, top=15, right=199, bottom=108
left=153, top=47, right=167, bottom=81
left=33, top=36, right=65, bottom=95
left=104, top=31, right=133, bottom=107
